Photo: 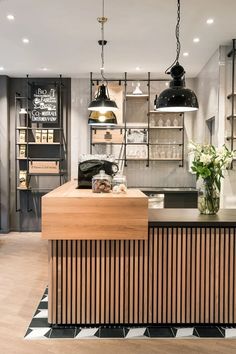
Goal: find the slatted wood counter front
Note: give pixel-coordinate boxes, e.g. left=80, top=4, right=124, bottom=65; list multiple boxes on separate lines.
left=42, top=185, right=236, bottom=325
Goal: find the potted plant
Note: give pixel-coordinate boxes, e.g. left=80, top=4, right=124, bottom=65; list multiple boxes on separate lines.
left=189, top=142, right=234, bottom=214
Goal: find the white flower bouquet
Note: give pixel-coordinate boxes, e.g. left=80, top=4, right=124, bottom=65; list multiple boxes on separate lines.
left=189, top=142, right=234, bottom=214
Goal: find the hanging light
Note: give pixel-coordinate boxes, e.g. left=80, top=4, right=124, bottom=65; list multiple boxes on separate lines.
left=88, top=111, right=117, bottom=126
left=88, top=0, right=118, bottom=116
left=19, top=107, right=27, bottom=114
left=132, top=82, right=143, bottom=95
left=156, top=0, right=198, bottom=112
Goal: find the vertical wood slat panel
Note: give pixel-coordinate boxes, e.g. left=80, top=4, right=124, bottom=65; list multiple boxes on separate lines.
left=190, top=228, right=196, bottom=323
left=91, top=241, right=96, bottom=324
left=157, top=228, right=163, bottom=323
left=49, top=226, right=236, bottom=325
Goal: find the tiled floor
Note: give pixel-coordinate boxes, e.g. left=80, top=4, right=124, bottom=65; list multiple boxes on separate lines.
left=25, top=288, right=236, bottom=340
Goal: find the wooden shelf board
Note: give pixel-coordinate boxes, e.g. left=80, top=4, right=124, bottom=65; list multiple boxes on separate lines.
left=17, top=187, right=30, bottom=191
left=17, top=157, right=27, bottom=160
left=17, top=127, right=63, bottom=130
left=149, top=158, right=182, bottom=161
left=17, top=142, right=61, bottom=145
left=126, top=94, right=148, bottom=98
left=149, top=111, right=183, bottom=114
left=149, top=126, right=183, bottom=129
left=126, top=158, right=147, bottom=161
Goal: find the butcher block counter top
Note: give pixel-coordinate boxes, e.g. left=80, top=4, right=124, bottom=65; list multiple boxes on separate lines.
left=41, top=180, right=148, bottom=240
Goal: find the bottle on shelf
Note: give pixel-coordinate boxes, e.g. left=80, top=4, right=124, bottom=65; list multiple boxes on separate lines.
left=154, top=94, right=158, bottom=110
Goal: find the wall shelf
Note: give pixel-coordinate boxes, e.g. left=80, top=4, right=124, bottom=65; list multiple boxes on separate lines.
left=15, top=78, right=68, bottom=213
left=90, top=72, right=185, bottom=168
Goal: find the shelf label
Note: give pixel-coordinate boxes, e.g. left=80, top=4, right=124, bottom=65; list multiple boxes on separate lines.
left=31, top=84, right=58, bottom=123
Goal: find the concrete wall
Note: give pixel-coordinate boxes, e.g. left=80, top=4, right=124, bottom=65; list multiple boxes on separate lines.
left=0, top=76, right=10, bottom=232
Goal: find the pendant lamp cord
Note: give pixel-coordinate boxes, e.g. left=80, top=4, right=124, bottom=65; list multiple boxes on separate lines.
left=97, top=0, right=110, bottom=97
left=165, top=0, right=181, bottom=74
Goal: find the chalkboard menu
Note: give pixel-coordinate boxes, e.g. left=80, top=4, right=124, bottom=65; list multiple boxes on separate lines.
left=31, top=84, right=58, bottom=123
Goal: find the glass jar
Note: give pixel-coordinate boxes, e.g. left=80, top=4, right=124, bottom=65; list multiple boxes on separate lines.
left=198, top=180, right=220, bottom=214
left=112, top=174, right=127, bottom=194
left=92, top=170, right=112, bottom=193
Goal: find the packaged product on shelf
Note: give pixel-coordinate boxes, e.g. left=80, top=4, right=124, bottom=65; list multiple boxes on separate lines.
left=42, top=130, right=48, bottom=143
left=19, top=130, right=26, bottom=143
left=35, top=129, right=41, bottom=143
left=19, top=170, right=28, bottom=189
left=19, top=145, right=26, bottom=158
left=48, top=129, right=54, bottom=143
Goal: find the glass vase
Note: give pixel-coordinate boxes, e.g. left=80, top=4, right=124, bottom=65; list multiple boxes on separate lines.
left=198, top=180, right=220, bottom=215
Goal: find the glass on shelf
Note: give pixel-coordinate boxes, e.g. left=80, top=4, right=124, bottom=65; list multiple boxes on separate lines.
left=150, top=117, right=156, bottom=126
left=165, top=118, right=171, bottom=127
left=166, top=146, right=172, bottom=159
left=157, top=118, right=164, bottom=127
left=173, top=117, right=179, bottom=126
left=160, top=146, right=166, bottom=159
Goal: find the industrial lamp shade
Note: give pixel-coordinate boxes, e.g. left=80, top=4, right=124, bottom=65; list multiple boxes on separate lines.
left=156, top=64, right=199, bottom=112
left=88, top=84, right=118, bottom=113
left=88, top=110, right=118, bottom=126
left=156, top=86, right=199, bottom=112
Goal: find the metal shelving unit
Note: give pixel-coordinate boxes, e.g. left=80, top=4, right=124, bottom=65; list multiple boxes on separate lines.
left=15, top=76, right=67, bottom=212
left=89, top=72, right=185, bottom=168
left=227, top=38, right=236, bottom=167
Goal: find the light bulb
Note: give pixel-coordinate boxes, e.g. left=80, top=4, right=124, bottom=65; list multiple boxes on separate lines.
left=98, top=115, right=106, bottom=122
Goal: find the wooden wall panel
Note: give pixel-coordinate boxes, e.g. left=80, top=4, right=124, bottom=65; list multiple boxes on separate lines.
left=48, top=227, right=236, bottom=325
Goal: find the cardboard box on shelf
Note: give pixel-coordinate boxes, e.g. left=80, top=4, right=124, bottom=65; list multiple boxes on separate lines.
left=48, top=129, right=54, bottom=143
left=42, top=130, right=48, bottom=143
left=35, top=129, right=42, bottom=143
left=19, top=170, right=28, bottom=189
left=19, top=130, right=26, bottom=143
left=92, top=129, right=124, bottom=143
left=29, top=161, right=59, bottom=174
left=19, top=145, right=26, bottom=158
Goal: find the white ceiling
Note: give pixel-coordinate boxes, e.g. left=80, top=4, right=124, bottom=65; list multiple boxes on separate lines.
left=0, top=0, right=235, bottom=78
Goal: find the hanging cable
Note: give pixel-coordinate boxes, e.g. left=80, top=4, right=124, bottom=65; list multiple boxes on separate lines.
left=165, top=0, right=181, bottom=74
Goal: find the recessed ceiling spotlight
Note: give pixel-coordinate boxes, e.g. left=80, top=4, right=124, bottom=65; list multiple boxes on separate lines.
left=22, top=38, right=29, bottom=44
left=206, top=18, right=214, bottom=24
left=7, top=14, right=14, bottom=21
left=0, top=67, right=4, bottom=71
left=136, top=66, right=141, bottom=71
left=183, top=52, right=189, bottom=57
left=193, top=37, right=200, bottom=43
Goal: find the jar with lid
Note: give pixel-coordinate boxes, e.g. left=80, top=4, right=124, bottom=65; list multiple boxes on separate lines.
left=112, top=174, right=127, bottom=194
left=92, top=170, right=112, bottom=193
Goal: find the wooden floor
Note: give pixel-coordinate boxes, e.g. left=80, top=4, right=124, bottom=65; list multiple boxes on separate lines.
left=1, top=233, right=236, bottom=354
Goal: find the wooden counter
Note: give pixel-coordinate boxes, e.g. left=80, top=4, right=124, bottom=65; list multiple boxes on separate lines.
left=42, top=180, right=148, bottom=240
left=42, top=183, right=236, bottom=326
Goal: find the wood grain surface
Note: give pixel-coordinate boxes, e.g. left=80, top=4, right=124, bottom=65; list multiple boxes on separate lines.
left=42, top=181, right=148, bottom=240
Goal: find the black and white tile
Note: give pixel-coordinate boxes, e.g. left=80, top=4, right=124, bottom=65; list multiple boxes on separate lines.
left=24, top=288, right=236, bottom=340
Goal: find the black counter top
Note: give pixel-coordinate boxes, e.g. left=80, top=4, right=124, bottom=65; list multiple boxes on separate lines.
left=141, top=187, right=197, bottom=194
left=148, top=208, right=236, bottom=227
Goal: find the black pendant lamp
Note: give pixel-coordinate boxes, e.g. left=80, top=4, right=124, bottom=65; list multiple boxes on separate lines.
left=88, top=111, right=117, bottom=126
left=88, top=0, right=118, bottom=116
left=156, top=0, right=198, bottom=112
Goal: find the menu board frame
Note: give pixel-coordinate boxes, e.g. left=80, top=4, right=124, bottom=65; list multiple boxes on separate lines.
left=31, top=84, right=58, bottom=123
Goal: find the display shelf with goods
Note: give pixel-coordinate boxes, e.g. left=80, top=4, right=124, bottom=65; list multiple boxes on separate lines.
left=89, top=72, right=185, bottom=168
left=227, top=38, right=236, bottom=167
left=15, top=77, right=67, bottom=213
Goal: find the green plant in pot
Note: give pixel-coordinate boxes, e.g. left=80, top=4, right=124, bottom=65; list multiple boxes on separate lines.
left=189, top=142, right=234, bottom=214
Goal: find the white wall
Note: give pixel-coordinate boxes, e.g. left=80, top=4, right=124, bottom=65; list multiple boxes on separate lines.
left=193, top=45, right=236, bottom=208
left=193, top=48, right=220, bottom=144
left=71, top=78, right=90, bottom=178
